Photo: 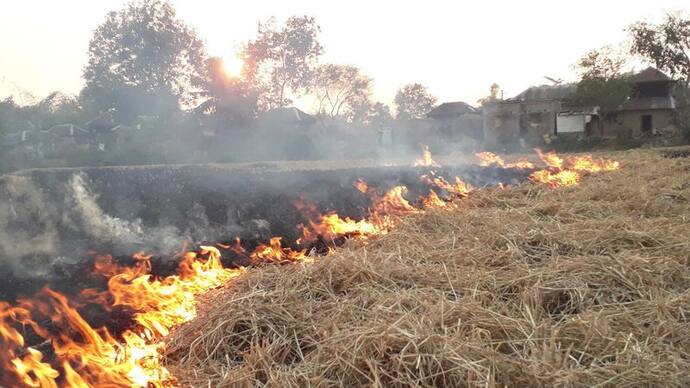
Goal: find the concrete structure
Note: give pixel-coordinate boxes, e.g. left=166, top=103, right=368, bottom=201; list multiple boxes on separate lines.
left=601, top=67, right=676, bottom=139
left=481, top=84, right=576, bottom=148
left=481, top=67, right=678, bottom=147
left=482, top=99, right=560, bottom=148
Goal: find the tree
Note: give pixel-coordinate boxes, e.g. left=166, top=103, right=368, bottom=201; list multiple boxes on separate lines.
left=576, top=46, right=628, bottom=80
left=575, top=46, right=628, bottom=79
left=82, top=0, right=207, bottom=118
left=36, top=92, right=86, bottom=128
left=195, top=57, right=258, bottom=127
left=565, top=46, right=632, bottom=111
left=243, top=16, right=323, bottom=110
left=565, top=77, right=632, bottom=111
left=0, top=97, right=23, bottom=135
left=394, top=83, right=437, bottom=119
left=629, top=13, right=690, bottom=86
left=38, top=92, right=79, bottom=114
left=477, top=83, right=502, bottom=105
left=365, top=102, right=394, bottom=127
left=0, top=95, right=79, bottom=133
left=311, top=64, right=372, bottom=119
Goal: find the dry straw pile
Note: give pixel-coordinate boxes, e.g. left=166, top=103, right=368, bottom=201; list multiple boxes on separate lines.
left=166, top=149, right=690, bottom=387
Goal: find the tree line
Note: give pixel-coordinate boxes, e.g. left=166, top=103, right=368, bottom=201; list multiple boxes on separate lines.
left=1, top=1, right=688, bottom=171
left=1, top=0, right=439, bottom=138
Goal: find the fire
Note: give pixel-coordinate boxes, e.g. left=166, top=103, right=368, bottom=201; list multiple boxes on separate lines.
left=251, top=237, right=308, bottom=263
left=0, top=147, right=620, bottom=387
left=11, top=348, right=59, bottom=387
left=298, top=213, right=384, bottom=244
left=377, top=186, right=418, bottom=213
left=414, top=145, right=439, bottom=167
left=529, top=149, right=620, bottom=187
left=475, top=151, right=535, bottom=169
left=430, top=175, right=471, bottom=198
left=295, top=176, right=473, bottom=245
left=529, top=169, right=580, bottom=188
left=476, top=149, right=619, bottom=188
left=567, top=154, right=620, bottom=172
left=476, top=151, right=505, bottom=167
left=420, top=190, right=448, bottom=208
left=1, top=247, right=244, bottom=387
left=354, top=178, right=369, bottom=194
left=293, top=196, right=385, bottom=244
left=534, top=149, right=564, bottom=170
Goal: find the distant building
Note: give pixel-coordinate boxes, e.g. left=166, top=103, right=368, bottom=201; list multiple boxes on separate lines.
left=481, top=67, right=678, bottom=147
left=482, top=91, right=565, bottom=148
left=601, top=67, right=676, bottom=139
left=426, top=101, right=483, bottom=141
left=254, top=107, right=319, bottom=160
left=258, top=107, right=317, bottom=130
left=95, top=124, right=141, bottom=150
left=513, top=84, right=577, bottom=102
left=44, top=124, right=91, bottom=154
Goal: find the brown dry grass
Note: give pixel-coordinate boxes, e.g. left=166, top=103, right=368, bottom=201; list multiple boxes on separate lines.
left=165, top=148, right=690, bottom=387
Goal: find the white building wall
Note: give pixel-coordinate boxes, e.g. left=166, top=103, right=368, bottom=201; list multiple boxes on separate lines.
left=557, top=115, right=586, bottom=133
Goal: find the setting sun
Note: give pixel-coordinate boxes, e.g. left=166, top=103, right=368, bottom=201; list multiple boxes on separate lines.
left=221, top=55, right=244, bottom=78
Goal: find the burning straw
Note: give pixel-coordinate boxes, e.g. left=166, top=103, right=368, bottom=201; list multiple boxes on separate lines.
left=166, top=149, right=690, bottom=387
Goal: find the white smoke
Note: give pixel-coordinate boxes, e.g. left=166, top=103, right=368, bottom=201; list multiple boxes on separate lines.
left=68, top=173, right=188, bottom=254
left=0, top=176, right=60, bottom=277
left=69, top=174, right=146, bottom=245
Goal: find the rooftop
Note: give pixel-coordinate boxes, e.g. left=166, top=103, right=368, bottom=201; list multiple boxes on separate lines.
left=512, top=84, right=577, bottom=101
left=426, top=101, right=476, bottom=118
left=261, top=107, right=317, bottom=124
left=630, top=67, right=674, bottom=84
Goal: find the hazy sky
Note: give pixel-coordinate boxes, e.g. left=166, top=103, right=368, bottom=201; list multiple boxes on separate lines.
left=1, top=0, right=688, bottom=109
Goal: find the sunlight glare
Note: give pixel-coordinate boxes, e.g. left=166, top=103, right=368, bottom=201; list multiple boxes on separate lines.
left=222, top=56, right=244, bottom=78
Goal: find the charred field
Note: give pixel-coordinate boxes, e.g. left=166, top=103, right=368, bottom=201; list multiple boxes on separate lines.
left=0, top=147, right=686, bottom=387
left=1, top=153, right=537, bottom=387
left=166, top=148, right=690, bottom=387
left=0, top=161, right=526, bottom=301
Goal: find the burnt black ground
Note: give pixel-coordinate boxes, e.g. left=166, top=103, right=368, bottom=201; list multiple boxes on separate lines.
left=0, top=162, right=530, bottom=304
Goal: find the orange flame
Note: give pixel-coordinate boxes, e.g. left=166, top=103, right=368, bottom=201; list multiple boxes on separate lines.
left=476, top=149, right=619, bottom=188
left=354, top=178, right=369, bottom=194
left=534, top=149, right=564, bottom=170
left=1, top=247, right=244, bottom=387
left=475, top=151, right=535, bottom=169
left=529, top=149, right=620, bottom=187
left=529, top=169, right=580, bottom=188
left=420, top=190, right=447, bottom=208
left=251, top=237, right=308, bottom=263
left=0, top=148, right=620, bottom=386
left=431, top=176, right=471, bottom=198
left=373, top=186, right=418, bottom=214
left=414, top=145, right=439, bottom=167
left=567, top=154, right=620, bottom=172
